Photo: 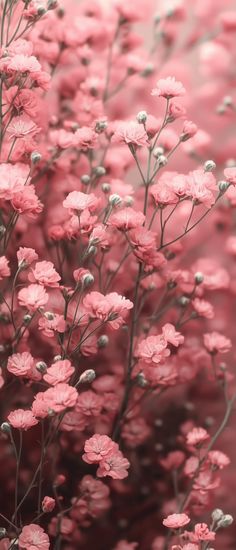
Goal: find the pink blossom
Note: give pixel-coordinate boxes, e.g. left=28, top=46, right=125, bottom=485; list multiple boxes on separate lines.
left=203, top=331, right=232, bottom=354
left=112, top=121, right=149, bottom=147
left=83, top=291, right=133, bottom=328
left=43, top=359, right=75, bottom=386
left=19, top=524, right=49, bottom=550
left=163, top=513, right=190, bottom=529
left=97, top=450, right=130, bottom=480
left=8, top=409, right=38, bottom=430
left=151, top=77, right=186, bottom=99
left=83, top=434, right=117, bottom=464
left=73, top=127, right=98, bottom=149
left=7, top=351, right=34, bottom=377
left=17, top=247, right=38, bottom=266
left=38, top=314, right=66, bottom=338
left=18, top=284, right=49, bottom=311
left=136, top=335, right=170, bottom=364
left=193, top=523, right=216, bottom=541
left=42, top=496, right=55, bottom=513
left=11, top=186, right=43, bottom=217
left=7, top=54, right=41, bottom=73
left=28, top=260, right=61, bottom=287
left=192, top=298, right=214, bottom=319
left=63, top=191, right=100, bottom=214
left=76, top=390, right=103, bottom=416
left=224, top=167, right=236, bottom=185
left=7, top=115, right=40, bottom=140
left=42, top=383, right=78, bottom=413
left=108, top=208, right=145, bottom=230
left=208, top=450, right=230, bottom=469
left=186, top=427, right=210, bottom=447
left=162, top=324, right=184, bottom=347
left=0, top=256, right=10, bottom=280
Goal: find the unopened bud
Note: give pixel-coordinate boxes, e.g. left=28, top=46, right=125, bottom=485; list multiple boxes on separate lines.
left=94, top=166, right=106, bottom=177
left=154, top=13, right=161, bottom=24
left=223, top=96, right=233, bottom=107
left=141, top=63, right=154, bottom=77
left=136, top=373, right=148, bottom=388
left=217, top=514, right=234, bottom=528
left=102, top=183, right=111, bottom=193
left=158, top=155, right=167, bottom=166
left=194, top=272, right=204, bottom=284
left=153, top=146, right=164, bottom=158
left=109, top=194, right=122, bottom=207
left=1, top=422, right=11, bottom=434
left=0, top=225, right=6, bottom=236
left=79, top=369, right=96, bottom=384
left=31, top=151, right=42, bottom=164
left=47, top=0, right=58, bottom=9
left=219, top=180, right=230, bottom=193
left=87, top=245, right=97, bottom=257
left=53, top=355, right=62, bottom=362
left=37, top=6, right=47, bottom=16
left=124, top=195, right=133, bottom=206
left=81, top=174, right=90, bottom=185
left=204, top=160, right=216, bottom=172
left=82, top=273, right=94, bottom=287
left=136, top=111, right=148, bottom=124
left=95, top=120, right=108, bottom=133
left=97, top=334, right=109, bottom=348
left=36, top=361, right=47, bottom=373
left=23, top=314, right=32, bottom=324
left=179, top=296, right=190, bottom=307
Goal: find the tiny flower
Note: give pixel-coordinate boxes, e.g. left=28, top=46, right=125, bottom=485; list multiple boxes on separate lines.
left=151, top=77, right=186, bottom=99
left=224, top=166, right=236, bottom=185
left=193, top=523, right=216, bottom=541
left=163, top=513, right=190, bottom=529
left=19, top=524, right=50, bottom=550
left=0, top=256, right=10, bottom=280
left=112, top=121, right=149, bottom=147
left=8, top=409, right=38, bottom=430
left=18, top=284, right=49, bottom=311
left=17, top=247, right=38, bottom=267
left=63, top=191, right=100, bottom=214
left=83, top=434, right=117, bottom=464
left=28, top=260, right=61, bottom=287
left=42, top=496, right=55, bottom=513
left=186, top=427, right=210, bottom=447
left=203, top=331, right=232, bottom=354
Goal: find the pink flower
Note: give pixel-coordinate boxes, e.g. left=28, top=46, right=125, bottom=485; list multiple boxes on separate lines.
left=42, top=383, right=78, bottom=413
left=7, top=54, right=41, bottom=73
left=0, top=256, right=10, bottom=280
left=193, top=523, right=216, bottom=541
left=63, top=191, right=100, bottom=214
left=203, top=331, right=232, bottom=354
left=83, top=434, right=117, bottom=464
left=7, top=351, right=34, bottom=377
left=162, top=324, right=184, bottom=347
left=136, top=335, right=170, bottom=364
left=8, top=409, right=38, bottom=430
left=0, top=163, right=27, bottom=199
left=108, top=208, right=145, bottom=230
left=7, top=115, right=40, bottom=140
left=38, top=314, right=66, bottom=338
left=151, top=77, right=186, bottom=99
left=17, top=247, right=38, bottom=266
left=50, top=129, right=75, bottom=149
left=19, top=524, right=50, bottom=550
left=43, top=360, right=75, bottom=386
left=42, top=496, right=55, bottom=513
left=18, top=284, right=49, bottom=311
left=181, top=120, right=198, bottom=140
left=28, top=261, right=61, bottom=287
left=112, top=121, right=149, bottom=147
left=76, top=390, right=103, bottom=416
left=97, top=450, right=130, bottom=480
left=224, top=167, right=236, bottom=185
left=208, top=450, right=230, bottom=469
left=186, top=427, right=210, bottom=447
left=73, top=127, right=98, bottom=150
left=159, top=451, right=185, bottom=471
left=83, top=291, right=133, bottom=329
left=11, top=186, right=43, bottom=217
left=162, top=513, right=190, bottom=529
left=192, top=298, right=214, bottom=319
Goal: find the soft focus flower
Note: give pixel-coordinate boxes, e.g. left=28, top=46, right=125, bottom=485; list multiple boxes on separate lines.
left=151, top=77, right=186, bottom=99
left=19, top=524, right=50, bottom=550
left=163, top=513, right=190, bottom=529
left=8, top=409, right=38, bottom=430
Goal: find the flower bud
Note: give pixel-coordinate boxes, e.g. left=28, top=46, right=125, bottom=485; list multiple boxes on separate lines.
left=0, top=225, right=6, bottom=236
left=37, top=6, right=47, bottom=16
left=136, top=111, right=148, bottom=124
left=218, top=180, right=230, bottom=193
left=153, top=146, right=164, bottom=158
left=81, top=174, right=90, bottom=185
left=94, top=166, right=106, bottom=177
left=78, top=369, right=96, bottom=384
left=194, top=272, right=204, bottom=284
left=82, top=273, right=94, bottom=287
left=102, top=183, right=111, bottom=193
left=87, top=245, right=97, bottom=257
left=53, top=355, right=62, bottom=362
left=36, top=361, right=47, bottom=374
left=141, top=63, right=154, bottom=77
left=95, top=120, right=108, bottom=133
left=158, top=155, right=168, bottom=166
left=109, top=194, right=122, bottom=207
left=137, top=373, right=148, bottom=388
left=217, top=514, right=234, bottom=528
left=31, top=151, right=42, bottom=164
left=204, top=160, right=216, bottom=172
left=178, top=296, right=190, bottom=307
left=1, top=422, right=11, bottom=434
left=23, top=314, right=32, bottom=324
left=97, top=334, right=109, bottom=348
left=223, top=95, right=233, bottom=107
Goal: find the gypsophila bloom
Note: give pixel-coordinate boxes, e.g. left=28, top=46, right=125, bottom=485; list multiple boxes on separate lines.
left=186, top=427, right=210, bottom=447
left=8, top=409, right=38, bottom=430
left=204, top=332, right=232, bottom=354
left=19, top=524, right=50, bottom=550
left=163, top=513, right=190, bottom=529
left=18, top=284, right=49, bottom=311
left=151, top=77, right=186, bottom=99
